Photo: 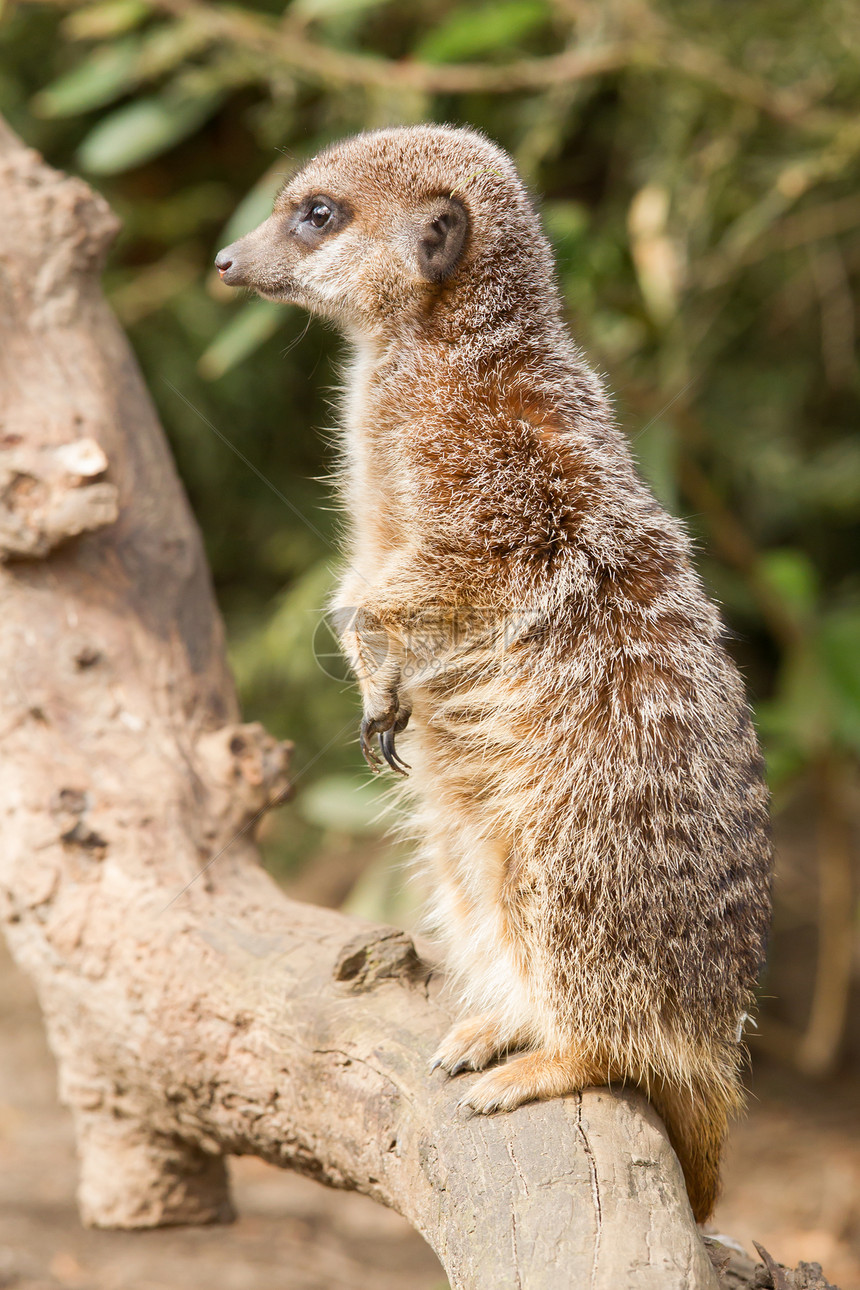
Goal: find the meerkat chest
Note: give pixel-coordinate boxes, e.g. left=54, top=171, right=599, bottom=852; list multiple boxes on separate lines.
left=341, top=345, right=414, bottom=578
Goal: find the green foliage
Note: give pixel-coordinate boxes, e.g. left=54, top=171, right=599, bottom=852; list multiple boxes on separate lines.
left=198, top=298, right=284, bottom=378
left=78, top=83, right=225, bottom=171
left=415, top=0, right=552, bottom=63
left=62, top=0, right=151, bottom=41
left=2, top=1, right=857, bottom=936
left=33, top=38, right=140, bottom=116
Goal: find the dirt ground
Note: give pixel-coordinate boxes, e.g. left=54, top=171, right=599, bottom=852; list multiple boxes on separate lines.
left=1, top=930, right=858, bottom=1290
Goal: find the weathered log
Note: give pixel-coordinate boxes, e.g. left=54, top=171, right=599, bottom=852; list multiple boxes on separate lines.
left=0, top=113, right=724, bottom=1288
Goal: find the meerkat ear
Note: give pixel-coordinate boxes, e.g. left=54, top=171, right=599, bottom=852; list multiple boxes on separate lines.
left=415, top=197, right=469, bottom=283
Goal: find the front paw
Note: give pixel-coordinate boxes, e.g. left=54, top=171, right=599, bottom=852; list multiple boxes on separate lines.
left=430, top=1015, right=510, bottom=1076
left=360, top=699, right=411, bottom=775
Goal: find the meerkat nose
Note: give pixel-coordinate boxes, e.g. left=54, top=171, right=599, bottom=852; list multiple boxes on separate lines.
left=215, top=246, right=240, bottom=283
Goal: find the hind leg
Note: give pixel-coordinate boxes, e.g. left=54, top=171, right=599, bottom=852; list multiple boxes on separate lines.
left=430, top=1013, right=528, bottom=1076
left=461, top=1047, right=607, bottom=1113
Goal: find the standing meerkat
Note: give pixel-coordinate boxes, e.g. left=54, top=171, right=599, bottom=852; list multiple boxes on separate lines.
left=216, top=124, right=772, bottom=1223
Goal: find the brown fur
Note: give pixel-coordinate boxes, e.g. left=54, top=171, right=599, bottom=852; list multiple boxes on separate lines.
left=217, top=125, right=773, bottom=1223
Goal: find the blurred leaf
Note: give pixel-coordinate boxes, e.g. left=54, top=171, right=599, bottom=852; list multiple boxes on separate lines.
left=759, top=642, right=830, bottom=767
left=757, top=718, right=808, bottom=793
left=342, top=847, right=424, bottom=926
left=32, top=38, right=139, bottom=117
left=298, top=773, right=388, bottom=833
left=757, top=548, right=819, bottom=620
left=416, top=0, right=550, bottom=62
left=758, top=603, right=860, bottom=785
left=632, top=419, right=679, bottom=513
left=293, top=0, right=389, bottom=17
left=541, top=199, right=589, bottom=255
left=231, top=560, right=337, bottom=696
left=218, top=163, right=285, bottom=246
left=113, top=181, right=233, bottom=242
left=77, top=83, right=223, bottom=172
left=32, top=21, right=217, bottom=123
left=798, top=439, right=860, bottom=519
left=108, top=248, right=199, bottom=325
left=590, top=310, right=647, bottom=362
left=699, top=559, right=761, bottom=623
left=628, top=183, right=685, bottom=325
left=135, top=19, right=215, bottom=79
left=198, top=298, right=285, bottom=380
left=819, top=608, right=860, bottom=731
left=63, top=0, right=150, bottom=40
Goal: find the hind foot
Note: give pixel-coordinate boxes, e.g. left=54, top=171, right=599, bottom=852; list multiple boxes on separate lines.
left=460, top=1048, right=599, bottom=1114
left=430, top=1014, right=526, bottom=1077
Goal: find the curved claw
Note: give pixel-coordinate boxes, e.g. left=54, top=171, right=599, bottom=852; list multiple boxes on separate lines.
left=380, top=727, right=410, bottom=776
left=359, top=719, right=383, bottom=771
left=359, top=701, right=411, bottom=776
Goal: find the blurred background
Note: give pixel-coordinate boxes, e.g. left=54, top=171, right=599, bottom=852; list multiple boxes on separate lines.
left=0, top=0, right=858, bottom=1286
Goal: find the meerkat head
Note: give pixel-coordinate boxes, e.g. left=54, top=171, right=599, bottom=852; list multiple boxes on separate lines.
left=215, top=125, right=560, bottom=341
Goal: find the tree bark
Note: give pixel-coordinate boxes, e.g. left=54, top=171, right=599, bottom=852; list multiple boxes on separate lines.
left=0, top=114, right=723, bottom=1289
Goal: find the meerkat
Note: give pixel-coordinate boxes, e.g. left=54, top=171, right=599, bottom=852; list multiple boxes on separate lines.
left=215, top=124, right=772, bottom=1223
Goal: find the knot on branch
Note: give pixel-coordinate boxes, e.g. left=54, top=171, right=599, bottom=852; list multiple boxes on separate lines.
left=195, top=722, right=293, bottom=842
left=51, top=786, right=108, bottom=856
left=0, top=435, right=118, bottom=560
left=334, top=928, right=428, bottom=992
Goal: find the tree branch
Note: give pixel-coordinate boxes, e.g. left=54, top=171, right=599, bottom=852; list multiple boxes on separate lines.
left=28, top=0, right=824, bottom=122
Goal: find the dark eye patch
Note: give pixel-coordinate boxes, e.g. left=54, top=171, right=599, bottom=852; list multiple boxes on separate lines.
left=289, top=194, right=351, bottom=244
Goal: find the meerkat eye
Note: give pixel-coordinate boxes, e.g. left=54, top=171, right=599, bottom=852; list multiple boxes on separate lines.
left=307, top=202, right=332, bottom=229
left=290, top=195, right=350, bottom=242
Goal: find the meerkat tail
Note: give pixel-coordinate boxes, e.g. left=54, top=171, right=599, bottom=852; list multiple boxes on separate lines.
left=649, top=1076, right=738, bottom=1224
